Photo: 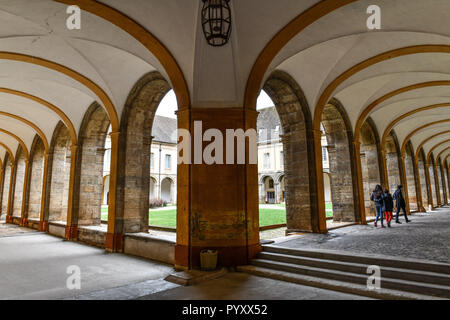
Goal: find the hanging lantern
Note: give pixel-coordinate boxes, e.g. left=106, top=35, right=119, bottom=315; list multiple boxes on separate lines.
left=201, top=0, right=232, bottom=47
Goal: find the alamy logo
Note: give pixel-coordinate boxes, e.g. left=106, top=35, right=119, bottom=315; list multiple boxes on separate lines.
left=176, top=121, right=276, bottom=165
left=66, top=265, right=81, bottom=290
left=367, top=5, right=381, bottom=30
left=66, top=5, right=81, bottom=30
left=366, top=265, right=381, bottom=290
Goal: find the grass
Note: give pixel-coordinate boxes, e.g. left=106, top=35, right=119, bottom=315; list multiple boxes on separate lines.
left=100, top=202, right=335, bottom=228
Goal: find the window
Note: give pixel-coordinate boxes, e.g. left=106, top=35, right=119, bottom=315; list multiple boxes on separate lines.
left=165, top=154, right=171, bottom=169
left=264, top=153, right=270, bottom=169
left=268, top=179, right=274, bottom=189
left=280, top=151, right=284, bottom=167
left=322, top=147, right=328, bottom=162
left=150, top=153, right=154, bottom=169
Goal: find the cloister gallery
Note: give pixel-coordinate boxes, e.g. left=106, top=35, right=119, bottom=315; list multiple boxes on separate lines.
left=0, top=0, right=449, bottom=300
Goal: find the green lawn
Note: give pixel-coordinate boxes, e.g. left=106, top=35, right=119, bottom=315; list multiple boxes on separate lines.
left=101, top=203, right=334, bottom=228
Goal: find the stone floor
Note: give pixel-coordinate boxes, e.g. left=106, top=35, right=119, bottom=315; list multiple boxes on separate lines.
left=0, top=222, right=369, bottom=300
left=1, top=207, right=448, bottom=300
left=140, top=272, right=372, bottom=300
left=274, top=206, right=450, bottom=264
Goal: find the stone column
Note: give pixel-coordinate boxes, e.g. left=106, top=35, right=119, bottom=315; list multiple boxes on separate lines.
left=434, top=164, right=442, bottom=206
left=175, top=108, right=261, bottom=269
left=39, top=153, right=50, bottom=231
left=415, top=158, right=427, bottom=212
left=65, top=144, right=79, bottom=240
left=5, top=163, right=15, bottom=224
left=20, top=160, right=30, bottom=226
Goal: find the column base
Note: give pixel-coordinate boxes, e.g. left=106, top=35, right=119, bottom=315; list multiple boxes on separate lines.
left=418, top=206, right=427, bottom=213
left=5, top=215, right=13, bottom=224
left=105, top=233, right=123, bottom=252
left=38, top=221, right=49, bottom=232
left=65, top=225, right=78, bottom=240
left=175, top=243, right=262, bottom=269
left=19, top=218, right=28, bottom=227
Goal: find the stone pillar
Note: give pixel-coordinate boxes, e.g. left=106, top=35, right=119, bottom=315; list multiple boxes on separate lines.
left=65, top=144, right=79, bottom=240
left=441, top=164, right=448, bottom=205
left=426, top=164, right=435, bottom=209
left=434, top=164, right=442, bottom=207
left=39, top=153, right=50, bottom=232
left=258, top=182, right=265, bottom=203
left=175, top=108, right=261, bottom=269
left=415, top=159, right=427, bottom=212
left=5, top=163, right=15, bottom=224
left=20, top=160, right=31, bottom=226
left=106, top=131, right=122, bottom=252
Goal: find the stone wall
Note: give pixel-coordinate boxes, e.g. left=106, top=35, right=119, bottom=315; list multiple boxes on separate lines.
left=13, top=148, right=26, bottom=218
left=322, top=104, right=355, bottom=222
left=76, top=103, right=110, bottom=226
left=115, top=72, right=171, bottom=234
left=418, top=158, right=429, bottom=208
left=1, top=160, right=11, bottom=214
left=48, top=125, right=72, bottom=222
left=263, top=71, right=318, bottom=232
left=405, top=154, right=418, bottom=211
left=28, top=138, right=45, bottom=220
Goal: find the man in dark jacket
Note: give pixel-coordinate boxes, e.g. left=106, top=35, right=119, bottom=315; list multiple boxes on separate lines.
left=393, top=185, right=410, bottom=224
left=370, top=185, right=384, bottom=228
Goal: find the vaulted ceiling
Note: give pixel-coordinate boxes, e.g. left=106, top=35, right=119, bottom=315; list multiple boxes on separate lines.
left=0, top=0, right=448, bottom=169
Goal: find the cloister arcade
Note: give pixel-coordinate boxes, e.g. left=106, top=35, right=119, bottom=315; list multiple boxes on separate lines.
left=0, top=0, right=449, bottom=271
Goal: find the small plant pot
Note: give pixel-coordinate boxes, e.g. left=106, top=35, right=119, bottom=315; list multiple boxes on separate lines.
left=200, top=249, right=218, bottom=271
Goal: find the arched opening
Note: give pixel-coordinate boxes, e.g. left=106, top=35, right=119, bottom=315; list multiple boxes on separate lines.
left=417, top=149, right=430, bottom=211
left=161, top=177, right=174, bottom=204
left=149, top=177, right=157, bottom=201
left=12, top=146, right=27, bottom=220
left=321, top=100, right=359, bottom=223
left=262, top=71, right=319, bottom=234
left=405, top=142, right=418, bottom=212
left=385, top=131, right=403, bottom=193
left=27, top=136, right=46, bottom=221
left=74, top=103, right=111, bottom=228
left=323, top=172, right=332, bottom=218
left=359, top=119, right=383, bottom=220
left=46, top=122, right=72, bottom=225
left=114, top=72, right=172, bottom=234
left=1, top=154, right=12, bottom=217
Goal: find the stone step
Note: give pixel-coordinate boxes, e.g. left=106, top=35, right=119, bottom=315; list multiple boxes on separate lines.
left=258, top=252, right=450, bottom=286
left=250, top=259, right=450, bottom=298
left=263, top=246, right=450, bottom=274
left=237, top=265, right=443, bottom=300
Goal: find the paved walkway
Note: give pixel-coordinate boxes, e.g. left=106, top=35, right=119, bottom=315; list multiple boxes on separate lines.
left=273, top=206, right=450, bottom=264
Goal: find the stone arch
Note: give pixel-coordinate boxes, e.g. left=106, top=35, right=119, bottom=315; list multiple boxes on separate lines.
left=72, top=102, right=111, bottom=227
left=161, top=177, right=174, bottom=204
left=385, top=130, right=404, bottom=194
left=321, top=98, right=360, bottom=223
left=114, top=71, right=172, bottom=234
left=26, top=135, right=46, bottom=221
left=263, top=70, right=319, bottom=232
left=359, top=117, right=383, bottom=219
left=405, top=141, right=419, bottom=211
left=12, top=146, right=27, bottom=219
left=45, top=122, right=72, bottom=224
left=1, top=153, right=12, bottom=216
left=149, top=176, right=157, bottom=201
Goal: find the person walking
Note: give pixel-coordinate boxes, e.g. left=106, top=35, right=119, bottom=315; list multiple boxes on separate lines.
left=370, top=184, right=385, bottom=228
left=382, top=189, right=394, bottom=228
left=393, top=184, right=410, bottom=224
